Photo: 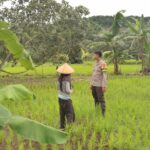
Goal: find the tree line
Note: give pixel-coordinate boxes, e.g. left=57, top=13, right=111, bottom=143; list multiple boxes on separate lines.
left=0, top=0, right=150, bottom=74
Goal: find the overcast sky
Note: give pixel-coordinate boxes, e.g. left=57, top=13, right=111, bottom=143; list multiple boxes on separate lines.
left=57, top=0, right=150, bottom=16
left=3, top=0, right=150, bottom=17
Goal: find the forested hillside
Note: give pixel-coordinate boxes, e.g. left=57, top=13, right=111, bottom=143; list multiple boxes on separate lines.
left=89, top=15, right=150, bottom=29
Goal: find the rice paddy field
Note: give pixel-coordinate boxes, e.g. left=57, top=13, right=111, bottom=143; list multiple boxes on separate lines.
left=0, top=63, right=150, bottom=150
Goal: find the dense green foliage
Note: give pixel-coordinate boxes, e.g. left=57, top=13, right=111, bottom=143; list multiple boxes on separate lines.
left=0, top=0, right=89, bottom=64
left=1, top=1, right=150, bottom=73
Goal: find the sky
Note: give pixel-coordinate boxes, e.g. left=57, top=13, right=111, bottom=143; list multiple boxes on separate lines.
left=57, top=0, right=150, bottom=17
left=2, top=0, right=150, bottom=17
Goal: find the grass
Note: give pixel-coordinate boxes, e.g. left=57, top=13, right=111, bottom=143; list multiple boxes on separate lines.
left=0, top=62, right=141, bottom=76
left=0, top=74, right=150, bottom=149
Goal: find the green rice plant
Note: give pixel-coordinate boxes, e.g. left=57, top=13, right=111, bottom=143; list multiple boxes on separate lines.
left=52, top=144, right=59, bottom=150
left=19, top=142, right=24, bottom=150
left=88, top=132, right=96, bottom=150
left=41, top=144, right=47, bottom=150
left=81, top=129, right=87, bottom=146
left=0, top=130, right=5, bottom=144
left=5, top=133, right=12, bottom=150
left=0, top=75, right=150, bottom=149
left=77, top=141, right=82, bottom=150
left=65, top=143, right=71, bottom=150
left=108, top=133, right=115, bottom=150
left=29, top=141, right=33, bottom=150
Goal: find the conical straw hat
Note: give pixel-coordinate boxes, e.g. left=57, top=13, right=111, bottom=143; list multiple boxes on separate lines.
left=57, top=63, right=74, bottom=74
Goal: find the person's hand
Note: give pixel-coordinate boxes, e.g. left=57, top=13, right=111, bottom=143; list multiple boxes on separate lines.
left=102, top=87, right=106, bottom=93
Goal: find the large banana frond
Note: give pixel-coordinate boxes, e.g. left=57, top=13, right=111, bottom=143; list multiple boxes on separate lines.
left=112, top=10, right=125, bottom=36
left=0, top=84, right=35, bottom=102
left=103, top=51, right=114, bottom=63
left=0, top=21, right=34, bottom=70
left=0, top=105, right=68, bottom=144
left=127, top=21, right=139, bottom=34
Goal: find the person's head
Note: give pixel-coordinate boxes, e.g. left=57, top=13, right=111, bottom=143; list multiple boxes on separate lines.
left=93, top=51, right=102, bottom=61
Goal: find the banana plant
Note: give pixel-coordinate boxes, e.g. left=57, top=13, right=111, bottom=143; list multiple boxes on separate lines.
left=104, top=49, right=131, bottom=69
left=0, top=105, right=68, bottom=144
left=127, top=15, right=150, bottom=73
left=0, top=22, right=68, bottom=144
left=0, top=21, right=34, bottom=71
left=99, top=10, right=126, bottom=74
left=0, top=84, right=35, bottom=102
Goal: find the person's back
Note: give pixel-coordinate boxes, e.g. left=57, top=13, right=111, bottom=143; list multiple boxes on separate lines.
left=56, top=63, right=75, bottom=129
left=58, top=75, right=72, bottom=100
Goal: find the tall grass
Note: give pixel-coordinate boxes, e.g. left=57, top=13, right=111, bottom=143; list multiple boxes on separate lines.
left=0, top=63, right=141, bottom=76
left=0, top=75, right=149, bottom=149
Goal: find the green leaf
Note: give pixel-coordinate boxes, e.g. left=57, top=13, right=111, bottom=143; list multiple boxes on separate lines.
left=0, top=105, right=11, bottom=127
left=0, top=23, right=34, bottom=69
left=0, top=29, right=23, bottom=57
left=144, top=41, right=150, bottom=53
left=127, top=21, right=139, bottom=34
left=9, top=116, right=68, bottom=144
left=112, top=10, right=125, bottom=36
left=0, top=84, right=35, bottom=102
left=19, top=50, right=34, bottom=70
left=135, top=20, right=141, bottom=31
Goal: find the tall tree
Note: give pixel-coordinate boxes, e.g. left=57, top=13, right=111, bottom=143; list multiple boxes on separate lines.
left=0, top=0, right=89, bottom=64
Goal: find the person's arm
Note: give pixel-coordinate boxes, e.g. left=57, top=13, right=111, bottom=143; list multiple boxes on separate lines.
left=65, top=81, right=72, bottom=94
left=100, top=61, right=107, bottom=92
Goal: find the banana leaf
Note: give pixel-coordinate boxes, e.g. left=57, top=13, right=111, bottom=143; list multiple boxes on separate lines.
left=9, top=116, right=68, bottom=144
left=0, top=84, right=35, bottom=102
left=144, top=41, right=150, bottom=53
left=0, top=22, right=34, bottom=70
left=0, top=105, right=68, bottom=144
left=19, top=50, right=34, bottom=70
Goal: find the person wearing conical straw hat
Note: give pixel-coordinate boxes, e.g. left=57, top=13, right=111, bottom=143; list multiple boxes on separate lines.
left=57, top=63, right=75, bottom=129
